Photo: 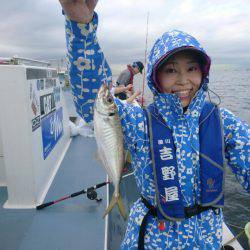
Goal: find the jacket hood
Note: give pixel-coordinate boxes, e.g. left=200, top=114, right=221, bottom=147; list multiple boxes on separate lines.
left=147, top=30, right=211, bottom=95
left=146, top=30, right=212, bottom=131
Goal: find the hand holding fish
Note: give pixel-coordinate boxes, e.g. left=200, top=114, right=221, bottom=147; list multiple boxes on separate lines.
left=59, top=0, right=98, bottom=23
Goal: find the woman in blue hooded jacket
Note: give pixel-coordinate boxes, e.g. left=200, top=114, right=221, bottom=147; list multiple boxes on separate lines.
left=59, top=1, right=250, bottom=249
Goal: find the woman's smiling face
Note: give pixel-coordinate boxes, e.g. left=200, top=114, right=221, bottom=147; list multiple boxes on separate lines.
left=157, top=51, right=203, bottom=108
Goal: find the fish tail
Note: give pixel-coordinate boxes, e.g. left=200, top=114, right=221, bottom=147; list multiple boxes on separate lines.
left=102, top=192, right=127, bottom=220
left=117, top=194, right=127, bottom=220
left=102, top=193, right=117, bottom=219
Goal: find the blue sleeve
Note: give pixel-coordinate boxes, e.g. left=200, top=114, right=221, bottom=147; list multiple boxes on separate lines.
left=114, top=99, right=148, bottom=153
left=221, top=108, right=250, bottom=192
left=64, top=12, right=112, bottom=123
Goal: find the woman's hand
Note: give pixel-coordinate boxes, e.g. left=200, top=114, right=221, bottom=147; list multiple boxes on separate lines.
left=126, top=91, right=141, bottom=104
left=59, top=0, right=98, bottom=23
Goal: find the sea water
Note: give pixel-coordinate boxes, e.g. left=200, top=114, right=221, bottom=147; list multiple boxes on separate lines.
left=210, top=68, right=250, bottom=249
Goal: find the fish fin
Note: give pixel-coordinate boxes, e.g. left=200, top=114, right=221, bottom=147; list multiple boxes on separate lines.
left=102, top=192, right=127, bottom=220
left=102, top=193, right=117, bottom=219
left=117, top=194, right=127, bottom=220
left=124, top=150, right=132, bottom=165
left=124, top=150, right=129, bottom=162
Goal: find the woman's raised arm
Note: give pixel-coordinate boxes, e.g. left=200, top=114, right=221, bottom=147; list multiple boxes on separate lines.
left=59, top=0, right=112, bottom=123
left=59, top=1, right=147, bottom=151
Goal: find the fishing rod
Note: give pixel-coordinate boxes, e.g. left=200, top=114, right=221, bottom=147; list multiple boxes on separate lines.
left=36, top=181, right=109, bottom=210
left=141, top=11, right=149, bottom=107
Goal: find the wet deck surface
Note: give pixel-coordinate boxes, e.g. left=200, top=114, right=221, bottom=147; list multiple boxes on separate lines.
left=0, top=136, right=107, bottom=250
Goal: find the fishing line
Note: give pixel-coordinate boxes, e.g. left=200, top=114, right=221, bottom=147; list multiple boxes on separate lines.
left=222, top=229, right=245, bottom=246
left=141, top=12, right=150, bottom=107
left=226, top=222, right=245, bottom=230
left=207, top=86, right=222, bottom=106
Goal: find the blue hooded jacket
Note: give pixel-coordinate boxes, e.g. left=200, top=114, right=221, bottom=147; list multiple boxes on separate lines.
left=65, top=13, right=250, bottom=250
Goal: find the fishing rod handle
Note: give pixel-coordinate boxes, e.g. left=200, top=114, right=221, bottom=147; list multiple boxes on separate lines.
left=36, top=201, right=54, bottom=210
left=71, top=189, right=86, bottom=197
left=95, top=181, right=109, bottom=189
left=71, top=181, right=108, bottom=197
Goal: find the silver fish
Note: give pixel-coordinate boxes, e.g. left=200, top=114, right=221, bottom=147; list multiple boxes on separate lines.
left=93, top=83, right=126, bottom=219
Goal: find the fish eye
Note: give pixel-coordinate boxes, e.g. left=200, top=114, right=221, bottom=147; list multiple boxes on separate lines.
left=107, top=96, right=113, bottom=103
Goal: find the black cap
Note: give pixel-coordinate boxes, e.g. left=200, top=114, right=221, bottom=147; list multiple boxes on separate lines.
left=133, top=61, right=144, bottom=74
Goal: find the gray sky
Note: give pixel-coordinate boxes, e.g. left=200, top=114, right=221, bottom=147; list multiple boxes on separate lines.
left=1, top=0, right=250, bottom=71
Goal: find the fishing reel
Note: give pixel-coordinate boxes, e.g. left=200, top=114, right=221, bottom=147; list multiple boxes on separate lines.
left=86, top=187, right=102, bottom=202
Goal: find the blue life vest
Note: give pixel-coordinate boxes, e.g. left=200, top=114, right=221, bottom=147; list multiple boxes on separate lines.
left=145, top=102, right=225, bottom=221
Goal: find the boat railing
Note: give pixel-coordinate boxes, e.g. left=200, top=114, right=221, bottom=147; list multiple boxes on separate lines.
left=0, top=56, right=50, bottom=67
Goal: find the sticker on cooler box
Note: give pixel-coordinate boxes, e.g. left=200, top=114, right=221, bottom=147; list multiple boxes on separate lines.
left=41, top=107, right=63, bottom=159
left=40, top=93, right=56, bottom=117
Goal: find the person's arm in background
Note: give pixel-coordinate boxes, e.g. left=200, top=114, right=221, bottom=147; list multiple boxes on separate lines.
left=110, top=84, right=133, bottom=96
left=221, top=108, right=250, bottom=192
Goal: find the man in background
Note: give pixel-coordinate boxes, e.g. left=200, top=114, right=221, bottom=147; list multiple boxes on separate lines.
left=113, top=61, right=144, bottom=100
